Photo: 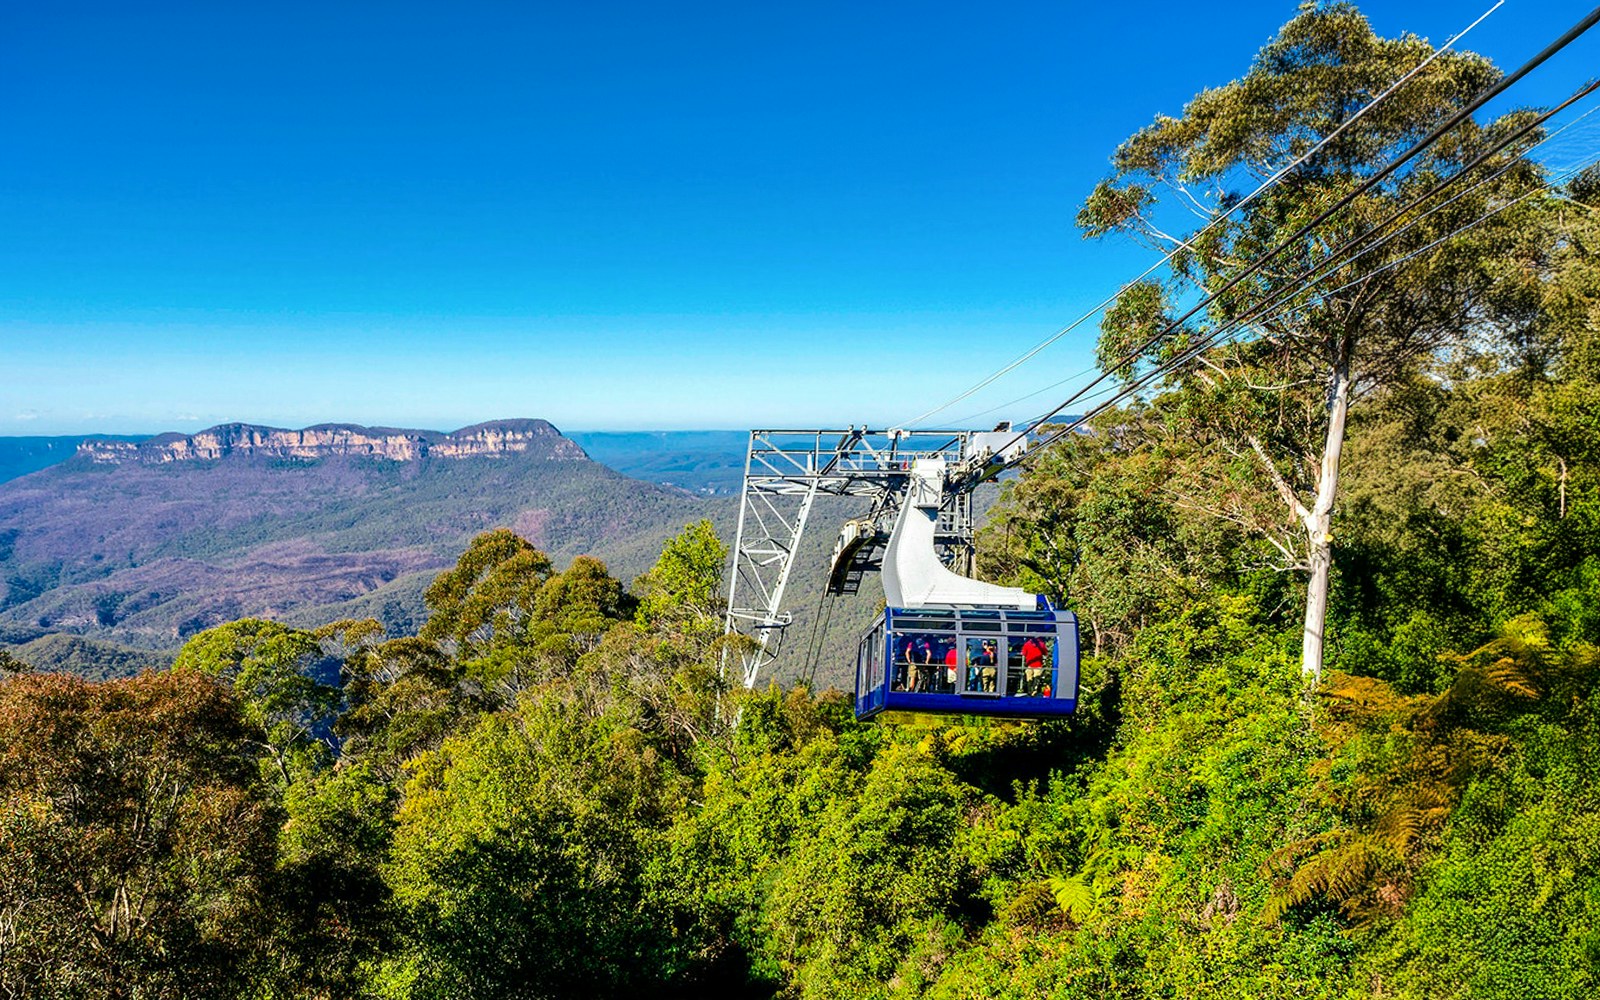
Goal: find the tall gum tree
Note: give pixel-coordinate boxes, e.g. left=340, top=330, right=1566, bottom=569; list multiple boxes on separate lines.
left=1078, top=2, right=1557, bottom=680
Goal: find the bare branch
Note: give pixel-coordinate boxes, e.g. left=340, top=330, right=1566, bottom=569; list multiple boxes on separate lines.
left=1247, top=433, right=1313, bottom=523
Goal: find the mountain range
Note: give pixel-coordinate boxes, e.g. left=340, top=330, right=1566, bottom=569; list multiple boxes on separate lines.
left=0, top=429, right=751, bottom=494
left=0, top=419, right=725, bottom=675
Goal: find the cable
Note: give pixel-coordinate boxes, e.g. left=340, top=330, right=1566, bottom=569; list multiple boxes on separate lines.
left=1037, top=151, right=1598, bottom=453
left=804, top=594, right=838, bottom=689
left=1155, top=82, right=1600, bottom=380
left=795, top=584, right=830, bottom=686
left=896, top=0, right=1507, bottom=430
left=993, top=10, right=1600, bottom=463
left=1022, top=156, right=1596, bottom=462
left=1004, top=105, right=1599, bottom=445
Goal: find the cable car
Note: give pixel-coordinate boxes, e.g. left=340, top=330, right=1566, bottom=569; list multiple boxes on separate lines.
left=846, top=455, right=1081, bottom=720
left=854, top=603, right=1080, bottom=719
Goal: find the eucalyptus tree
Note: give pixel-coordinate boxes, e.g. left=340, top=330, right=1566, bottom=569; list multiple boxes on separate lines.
left=1078, top=2, right=1561, bottom=678
left=172, top=618, right=343, bottom=785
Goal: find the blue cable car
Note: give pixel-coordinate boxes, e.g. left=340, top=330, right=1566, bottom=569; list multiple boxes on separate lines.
left=841, top=454, right=1082, bottom=721
left=854, top=603, right=1080, bottom=719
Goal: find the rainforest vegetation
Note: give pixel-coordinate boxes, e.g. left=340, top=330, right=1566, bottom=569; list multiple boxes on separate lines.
left=3, top=6, right=1600, bottom=998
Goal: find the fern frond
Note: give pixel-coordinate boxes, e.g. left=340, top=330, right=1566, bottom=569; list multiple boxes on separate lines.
left=1263, top=839, right=1372, bottom=923
left=1048, top=873, right=1096, bottom=923
left=1484, top=654, right=1540, bottom=698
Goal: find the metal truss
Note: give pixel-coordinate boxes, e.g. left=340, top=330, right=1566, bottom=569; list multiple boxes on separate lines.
left=722, top=427, right=989, bottom=689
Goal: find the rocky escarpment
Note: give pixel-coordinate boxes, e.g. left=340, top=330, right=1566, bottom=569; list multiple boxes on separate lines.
left=78, top=419, right=589, bottom=464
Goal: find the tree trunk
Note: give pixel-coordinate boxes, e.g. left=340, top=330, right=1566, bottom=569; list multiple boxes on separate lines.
left=1300, top=354, right=1352, bottom=684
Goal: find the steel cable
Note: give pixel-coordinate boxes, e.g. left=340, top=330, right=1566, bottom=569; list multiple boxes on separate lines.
left=987, top=6, right=1600, bottom=463
left=896, top=1, right=1508, bottom=430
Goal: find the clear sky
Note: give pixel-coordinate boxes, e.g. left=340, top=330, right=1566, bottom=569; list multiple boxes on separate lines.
left=3, top=1, right=1597, bottom=435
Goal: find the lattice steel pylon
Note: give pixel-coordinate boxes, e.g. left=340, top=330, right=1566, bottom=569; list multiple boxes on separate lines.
left=722, top=427, right=1009, bottom=690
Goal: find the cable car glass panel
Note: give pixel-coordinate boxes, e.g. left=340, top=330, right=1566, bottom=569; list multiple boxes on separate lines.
left=964, top=637, right=999, bottom=694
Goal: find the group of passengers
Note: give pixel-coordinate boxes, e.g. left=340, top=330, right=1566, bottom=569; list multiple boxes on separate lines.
left=890, top=634, right=1051, bottom=697
left=890, top=635, right=963, bottom=694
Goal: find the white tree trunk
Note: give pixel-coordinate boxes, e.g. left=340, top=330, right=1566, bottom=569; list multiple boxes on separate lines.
left=1300, top=357, right=1352, bottom=683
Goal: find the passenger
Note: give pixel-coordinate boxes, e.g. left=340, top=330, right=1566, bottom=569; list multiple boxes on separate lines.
left=915, top=636, right=934, bottom=691
left=1022, top=636, right=1048, bottom=696
left=943, top=641, right=958, bottom=691
left=893, top=637, right=912, bottom=691
left=974, top=638, right=998, bottom=692
left=907, top=636, right=934, bottom=692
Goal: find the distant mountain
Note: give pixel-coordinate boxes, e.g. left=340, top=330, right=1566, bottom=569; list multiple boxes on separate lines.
left=7, top=634, right=166, bottom=681
left=78, top=418, right=584, bottom=464
left=0, top=428, right=753, bottom=492
left=0, top=420, right=725, bottom=674
left=568, top=431, right=748, bottom=495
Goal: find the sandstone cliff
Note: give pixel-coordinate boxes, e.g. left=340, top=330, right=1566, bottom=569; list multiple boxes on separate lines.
left=78, top=419, right=589, bottom=464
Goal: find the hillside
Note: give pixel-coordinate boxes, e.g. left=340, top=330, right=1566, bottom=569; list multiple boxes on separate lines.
left=0, top=422, right=995, bottom=689
left=7, top=634, right=166, bottom=681
left=0, top=420, right=725, bottom=670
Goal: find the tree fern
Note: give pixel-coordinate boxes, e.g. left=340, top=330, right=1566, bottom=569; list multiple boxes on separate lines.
left=1267, top=616, right=1597, bottom=926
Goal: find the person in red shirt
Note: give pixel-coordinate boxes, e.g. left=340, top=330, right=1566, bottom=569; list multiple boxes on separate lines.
left=1021, top=637, right=1048, bottom=696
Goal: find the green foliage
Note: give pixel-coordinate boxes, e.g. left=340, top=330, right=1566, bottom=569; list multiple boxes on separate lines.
left=0, top=645, right=28, bottom=674
left=380, top=685, right=693, bottom=998
left=418, top=528, right=555, bottom=657
left=6, top=632, right=165, bottom=680
left=267, top=763, right=396, bottom=997
left=635, top=518, right=727, bottom=630
left=6, top=9, right=1600, bottom=999
left=337, top=635, right=483, bottom=776
left=0, top=670, right=281, bottom=998
left=172, top=618, right=342, bottom=785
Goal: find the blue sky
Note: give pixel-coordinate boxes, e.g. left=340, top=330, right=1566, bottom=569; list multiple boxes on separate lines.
left=2, top=1, right=1597, bottom=435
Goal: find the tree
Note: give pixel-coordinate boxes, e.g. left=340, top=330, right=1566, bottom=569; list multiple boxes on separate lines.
left=171, top=619, right=342, bottom=786
left=418, top=528, right=554, bottom=659
left=381, top=685, right=692, bottom=998
left=634, top=519, right=727, bottom=631
left=337, top=635, right=485, bottom=776
left=976, top=418, right=1217, bottom=657
left=1078, top=2, right=1555, bottom=679
left=0, top=647, right=29, bottom=675
left=0, top=670, right=279, bottom=998
left=1268, top=615, right=1600, bottom=926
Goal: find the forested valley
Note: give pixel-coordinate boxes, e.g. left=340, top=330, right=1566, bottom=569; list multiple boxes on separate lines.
left=4, top=6, right=1600, bottom=998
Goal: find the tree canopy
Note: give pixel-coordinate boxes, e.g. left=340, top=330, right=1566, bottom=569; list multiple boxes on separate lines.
left=3, top=7, right=1599, bottom=998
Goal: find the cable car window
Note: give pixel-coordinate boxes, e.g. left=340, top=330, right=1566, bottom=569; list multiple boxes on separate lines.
left=893, top=633, right=945, bottom=692
left=1005, top=636, right=1054, bottom=697
left=965, top=637, right=999, bottom=694
left=963, top=621, right=1003, bottom=632
left=932, top=637, right=958, bottom=694
left=891, top=611, right=957, bottom=630
left=867, top=628, right=883, bottom=695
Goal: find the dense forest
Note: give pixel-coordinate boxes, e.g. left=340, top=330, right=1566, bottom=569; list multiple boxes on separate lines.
left=4, top=6, right=1600, bottom=998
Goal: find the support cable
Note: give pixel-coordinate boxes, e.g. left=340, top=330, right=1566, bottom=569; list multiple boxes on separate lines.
left=1195, top=80, right=1600, bottom=349
left=796, top=584, right=831, bottom=688
left=1021, top=154, right=1598, bottom=464
left=980, top=93, right=1600, bottom=435
left=804, top=594, right=839, bottom=690
left=896, top=0, right=1506, bottom=430
left=987, top=5, right=1600, bottom=462
left=979, top=101, right=1593, bottom=432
